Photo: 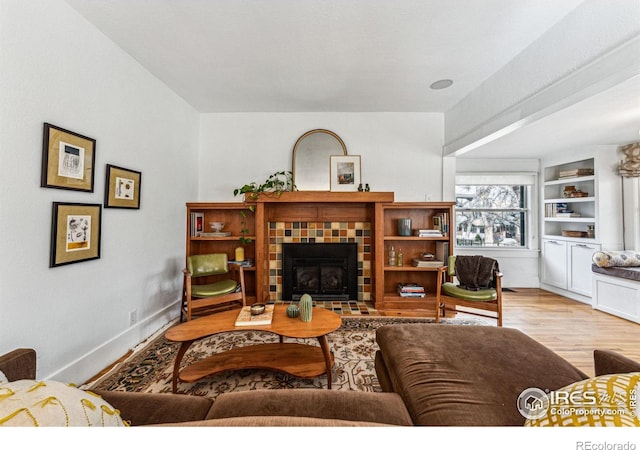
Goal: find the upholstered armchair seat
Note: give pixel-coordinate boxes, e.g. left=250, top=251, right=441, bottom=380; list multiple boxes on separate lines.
left=441, top=282, right=498, bottom=301
left=191, top=279, right=237, bottom=298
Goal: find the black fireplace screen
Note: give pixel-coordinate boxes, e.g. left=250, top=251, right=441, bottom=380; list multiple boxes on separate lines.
left=282, top=243, right=357, bottom=301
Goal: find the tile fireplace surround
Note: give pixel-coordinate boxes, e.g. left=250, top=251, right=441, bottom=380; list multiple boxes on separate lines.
left=268, top=220, right=372, bottom=301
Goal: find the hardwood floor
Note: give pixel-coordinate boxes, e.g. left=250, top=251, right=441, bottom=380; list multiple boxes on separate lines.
left=387, top=288, right=639, bottom=377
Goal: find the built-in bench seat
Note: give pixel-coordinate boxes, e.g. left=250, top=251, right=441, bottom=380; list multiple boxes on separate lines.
left=591, top=250, right=640, bottom=324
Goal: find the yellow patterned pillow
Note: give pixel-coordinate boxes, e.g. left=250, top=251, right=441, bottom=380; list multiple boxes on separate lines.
left=0, top=379, right=127, bottom=427
left=525, top=373, right=640, bottom=426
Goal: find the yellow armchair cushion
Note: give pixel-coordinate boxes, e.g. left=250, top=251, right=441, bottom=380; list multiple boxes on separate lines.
left=191, top=279, right=238, bottom=298
left=442, top=282, right=497, bottom=302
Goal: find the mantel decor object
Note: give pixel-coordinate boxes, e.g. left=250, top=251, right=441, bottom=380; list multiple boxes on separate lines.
left=330, top=155, right=361, bottom=192
left=292, top=129, right=347, bottom=191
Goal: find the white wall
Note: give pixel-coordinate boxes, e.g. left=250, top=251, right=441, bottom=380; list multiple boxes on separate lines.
left=0, top=0, right=199, bottom=382
left=198, top=113, right=444, bottom=202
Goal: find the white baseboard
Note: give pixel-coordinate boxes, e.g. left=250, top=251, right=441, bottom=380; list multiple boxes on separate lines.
left=45, top=300, right=181, bottom=384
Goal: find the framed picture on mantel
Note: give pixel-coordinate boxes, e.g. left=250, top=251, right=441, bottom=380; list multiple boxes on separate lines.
left=330, top=155, right=361, bottom=192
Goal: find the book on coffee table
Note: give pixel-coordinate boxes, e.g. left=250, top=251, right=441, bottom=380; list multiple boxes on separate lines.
left=235, top=305, right=275, bottom=326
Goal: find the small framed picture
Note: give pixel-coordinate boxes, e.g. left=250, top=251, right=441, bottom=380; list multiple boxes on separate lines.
left=433, top=215, right=442, bottom=231
left=330, top=155, right=361, bottom=192
left=104, top=164, right=142, bottom=209
left=50, top=202, right=102, bottom=268
left=41, top=123, right=96, bottom=192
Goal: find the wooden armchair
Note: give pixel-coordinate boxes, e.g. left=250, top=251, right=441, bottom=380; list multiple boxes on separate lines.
left=181, top=253, right=246, bottom=321
left=435, top=255, right=503, bottom=326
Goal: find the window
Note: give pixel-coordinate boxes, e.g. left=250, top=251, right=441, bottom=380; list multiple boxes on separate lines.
left=455, top=174, right=535, bottom=249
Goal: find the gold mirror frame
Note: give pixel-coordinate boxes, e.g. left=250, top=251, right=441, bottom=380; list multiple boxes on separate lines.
left=292, top=129, right=347, bottom=191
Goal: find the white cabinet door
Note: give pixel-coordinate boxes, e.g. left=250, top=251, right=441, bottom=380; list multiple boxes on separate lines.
left=568, top=242, right=601, bottom=298
left=541, top=239, right=568, bottom=289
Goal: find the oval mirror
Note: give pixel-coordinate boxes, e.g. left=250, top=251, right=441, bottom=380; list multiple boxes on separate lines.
left=292, top=129, right=347, bottom=191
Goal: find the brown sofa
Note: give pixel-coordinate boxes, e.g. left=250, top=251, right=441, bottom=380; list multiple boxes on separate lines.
left=2, top=325, right=638, bottom=426
left=0, top=348, right=411, bottom=426
left=375, top=324, right=640, bottom=426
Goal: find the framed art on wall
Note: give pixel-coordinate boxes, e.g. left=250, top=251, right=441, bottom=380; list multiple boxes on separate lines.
left=50, top=202, right=102, bottom=268
left=330, top=155, right=361, bottom=192
left=104, top=164, right=142, bottom=209
left=41, top=123, right=96, bottom=192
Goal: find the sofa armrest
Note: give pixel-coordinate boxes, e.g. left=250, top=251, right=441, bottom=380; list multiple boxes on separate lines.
left=91, top=390, right=214, bottom=426
left=593, top=350, right=640, bottom=376
left=207, top=389, right=413, bottom=426
left=0, top=348, right=36, bottom=381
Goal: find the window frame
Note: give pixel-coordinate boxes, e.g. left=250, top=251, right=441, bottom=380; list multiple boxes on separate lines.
left=454, top=174, right=537, bottom=250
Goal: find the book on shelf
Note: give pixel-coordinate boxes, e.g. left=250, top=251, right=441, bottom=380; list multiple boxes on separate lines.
left=190, top=212, right=204, bottom=237
left=415, top=229, right=443, bottom=237
left=200, top=231, right=232, bottom=237
left=435, top=241, right=449, bottom=263
left=229, top=259, right=254, bottom=268
left=234, top=304, right=274, bottom=326
left=432, top=212, right=449, bottom=236
left=397, top=283, right=425, bottom=296
left=558, top=168, right=594, bottom=178
left=397, top=291, right=426, bottom=298
left=545, top=203, right=575, bottom=217
left=554, top=212, right=582, bottom=218
left=412, top=258, right=444, bottom=268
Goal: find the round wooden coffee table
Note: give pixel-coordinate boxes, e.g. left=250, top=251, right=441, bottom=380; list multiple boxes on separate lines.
left=165, top=305, right=342, bottom=393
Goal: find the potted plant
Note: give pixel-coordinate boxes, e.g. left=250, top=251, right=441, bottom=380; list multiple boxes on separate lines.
left=233, top=171, right=295, bottom=244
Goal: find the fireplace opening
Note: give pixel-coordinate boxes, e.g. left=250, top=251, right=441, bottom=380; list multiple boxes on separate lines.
left=282, top=243, right=358, bottom=301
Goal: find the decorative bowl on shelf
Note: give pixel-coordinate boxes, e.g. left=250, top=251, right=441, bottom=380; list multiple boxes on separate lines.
left=209, top=222, right=224, bottom=232
left=250, top=303, right=266, bottom=315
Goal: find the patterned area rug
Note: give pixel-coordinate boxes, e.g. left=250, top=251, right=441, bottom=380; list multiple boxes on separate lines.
left=87, top=316, right=487, bottom=401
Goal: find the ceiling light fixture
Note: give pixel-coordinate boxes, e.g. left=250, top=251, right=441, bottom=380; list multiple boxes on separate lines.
left=430, top=79, right=453, bottom=90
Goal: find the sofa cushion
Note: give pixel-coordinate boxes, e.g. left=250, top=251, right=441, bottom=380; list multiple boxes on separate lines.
left=525, top=372, right=640, bottom=427
left=594, top=350, right=640, bottom=376
left=158, top=415, right=394, bottom=427
left=0, top=380, right=126, bottom=427
left=592, top=250, right=640, bottom=268
left=207, top=389, right=413, bottom=426
left=591, top=264, right=640, bottom=282
left=92, top=389, right=214, bottom=426
left=375, top=324, right=589, bottom=426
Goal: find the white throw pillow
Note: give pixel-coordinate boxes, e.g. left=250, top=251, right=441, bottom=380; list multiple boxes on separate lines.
left=0, top=379, right=127, bottom=426
left=0, top=370, right=7, bottom=384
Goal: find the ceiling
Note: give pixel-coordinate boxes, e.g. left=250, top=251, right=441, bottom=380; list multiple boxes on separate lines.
left=64, top=0, right=639, bottom=157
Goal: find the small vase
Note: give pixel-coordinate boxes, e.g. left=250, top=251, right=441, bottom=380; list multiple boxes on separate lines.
left=299, top=294, right=313, bottom=322
left=286, top=304, right=299, bottom=318
left=397, top=218, right=412, bottom=236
